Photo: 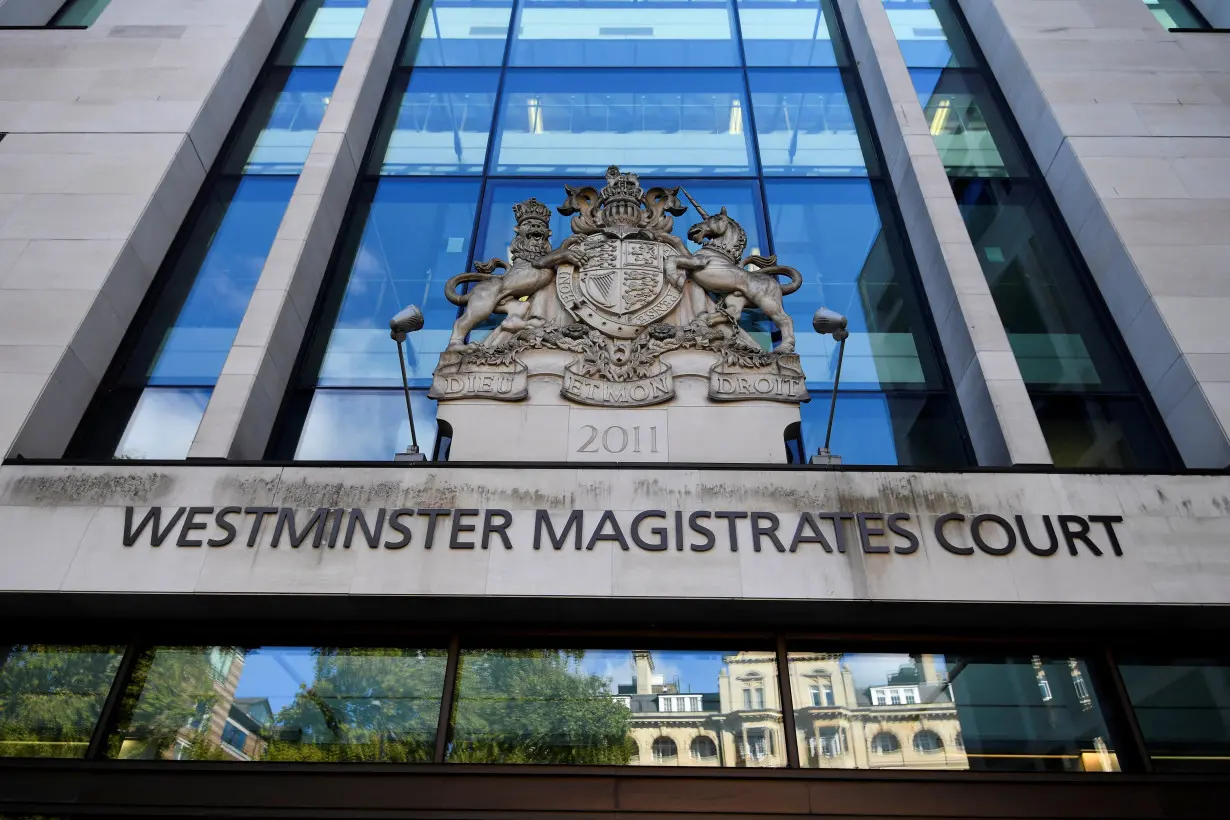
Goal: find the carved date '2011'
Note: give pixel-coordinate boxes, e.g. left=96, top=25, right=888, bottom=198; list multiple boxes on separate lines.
left=577, top=424, right=660, bottom=455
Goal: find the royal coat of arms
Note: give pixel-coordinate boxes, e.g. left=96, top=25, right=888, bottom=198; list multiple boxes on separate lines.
left=429, top=166, right=810, bottom=407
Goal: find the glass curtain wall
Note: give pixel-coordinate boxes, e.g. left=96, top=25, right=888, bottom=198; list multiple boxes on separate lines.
left=49, top=0, right=111, bottom=26
left=1142, top=0, right=1210, bottom=29
left=14, top=639, right=1225, bottom=773
left=67, top=0, right=368, bottom=460
left=277, top=0, right=969, bottom=467
left=881, top=0, right=1176, bottom=469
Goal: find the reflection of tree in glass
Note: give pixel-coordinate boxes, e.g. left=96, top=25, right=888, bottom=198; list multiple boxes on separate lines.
left=109, top=647, right=229, bottom=760
left=0, top=645, right=123, bottom=759
left=448, top=650, right=633, bottom=764
left=263, top=648, right=447, bottom=762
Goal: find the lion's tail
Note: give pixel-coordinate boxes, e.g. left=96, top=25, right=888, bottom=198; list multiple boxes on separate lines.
left=754, top=265, right=803, bottom=295
left=444, top=263, right=505, bottom=306
left=444, top=273, right=491, bottom=306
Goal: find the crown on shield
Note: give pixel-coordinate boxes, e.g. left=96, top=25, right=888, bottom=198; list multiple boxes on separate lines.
left=513, top=197, right=552, bottom=225
left=600, top=165, right=643, bottom=209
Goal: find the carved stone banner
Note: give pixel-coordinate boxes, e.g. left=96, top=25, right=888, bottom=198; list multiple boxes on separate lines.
left=710, top=354, right=809, bottom=403
left=430, top=165, right=824, bottom=410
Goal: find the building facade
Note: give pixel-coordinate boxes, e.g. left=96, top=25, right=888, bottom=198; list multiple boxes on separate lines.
left=0, top=0, right=1229, bottom=817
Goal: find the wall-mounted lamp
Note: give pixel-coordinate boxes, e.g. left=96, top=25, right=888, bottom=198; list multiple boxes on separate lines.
left=811, top=307, right=849, bottom=467
left=390, top=305, right=426, bottom=463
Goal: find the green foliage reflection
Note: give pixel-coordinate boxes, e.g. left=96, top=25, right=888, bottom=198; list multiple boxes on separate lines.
left=0, top=645, right=123, bottom=759
left=448, top=649, right=633, bottom=764
left=263, top=648, right=445, bottom=762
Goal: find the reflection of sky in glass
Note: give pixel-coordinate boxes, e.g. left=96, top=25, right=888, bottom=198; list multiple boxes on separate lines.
left=765, top=179, right=934, bottom=389
left=799, top=394, right=966, bottom=466
left=881, top=0, right=966, bottom=68
left=838, top=652, right=949, bottom=688
left=379, top=69, right=498, bottom=175
left=283, top=1, right=369, bottom=65
left=115, top=388, right=211, bottom=459
left=577, top=649, right=743, bottom=695
left=408, top=0, right=514, bottom=67
left=295, top=389, right=440, bottom=460
left=494, top=70, right=755, bottom=175
left=233, top=648, right=319, bottom=714
left=318, top=179, right=479, bottom=387
left=510, top=0, right=740, bottom=67
left=145, top=177, right=295, bottom=386
left=242, top=68, right=341, bottom=175
left=737, top=0, right=840, bottom=67
left=750, top=69, right=869, bottom=176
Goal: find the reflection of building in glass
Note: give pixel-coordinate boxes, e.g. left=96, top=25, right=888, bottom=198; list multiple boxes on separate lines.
left=788, top=653, right=968, bottom=770
left=166, top=649, right=270, bottom=762
left=620, top=651, right=786, bottom=768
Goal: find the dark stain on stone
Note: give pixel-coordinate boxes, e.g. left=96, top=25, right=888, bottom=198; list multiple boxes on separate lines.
left=10, top=471, right=173, bottom=505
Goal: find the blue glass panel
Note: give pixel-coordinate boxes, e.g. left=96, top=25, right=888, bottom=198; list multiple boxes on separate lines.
left=881, top=0, right=973, bottom=68
left=318, top=179, right=481, bottom=387
left=407, top=0, right=514, bottom=67
left=737, top=0, right=843, bottom=67
left=910, top=69, right=1026, bottom=179
left=276, top=0, right=369, bottom=66
left=296, top=389, right=440, bottom=460
left=951, top=178, right=1130, bottom=392
left=225, top=68, right=341, bottom=175
left=115, top=387, right=212, bottom=460
left=800, top=393, right=966, bottom=466
left=494, top=69, right=754, bottom=175
left=749, top=69, right=872, bottom=176
left=51, top=0, right=110, bottom=26
left=139, top=177, right=296, bottom=386
left=764, top=179, right=940, bottom=390
left=1144, top=0, right=1209, bottom=30
left=509, top=0, right=740, bottom=67
left=376, top=69, right=499, bottom=175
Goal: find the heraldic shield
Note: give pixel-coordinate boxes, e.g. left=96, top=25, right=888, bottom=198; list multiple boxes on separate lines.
left=429, top=165, right=811, bottom=408
left=558, top=234, right=682, bottom=339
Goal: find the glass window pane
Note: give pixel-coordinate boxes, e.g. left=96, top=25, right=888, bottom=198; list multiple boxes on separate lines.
left=405, top=0, right=514, bottom=67
left=124, top=177, right=296, bottom=387
left=951, top=178, right=1132, bottom=394
left=1033, top=394, right=1172, bottom=470
left=51, top=0, right=110, bottom=26
left=316, top=179, right=480, bottom=386
left=1144, top=0, right=1208, bottom=29
left=1118, top=657, right=1230, bottom=772
left=493, top=70, right=754, bottom=176
left=911, top=69, right=1026, bottom=178
left=788, top=652, right=1118, bottom=772
left=373, top=69, right=499, bottom=176
left=510, top=0, right=740, bottom=67
left=764, top=179, right=942, bottom=389
left=881, top=0, right=974, bottom=68
left=0, top=645, right=124, bottom=759
left=449, top=648, right=784, bottom=766
left=276, top=0, right=369, bottom=66
left=738, top=0, right=844, bottom=67
left=222, top=68, right=341, bottom=175
left=750, top=69, right=873, bottom=176
left=801, top=393, right=967, bottom=466
left=109, top=646, right=447, bottom=762
left=115, top=387, right=212, bottom=460
left=296, top=389, right=440, bottom=460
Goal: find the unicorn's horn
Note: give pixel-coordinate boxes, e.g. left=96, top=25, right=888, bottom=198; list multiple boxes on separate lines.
left=679, top=187, right=710, bottom=220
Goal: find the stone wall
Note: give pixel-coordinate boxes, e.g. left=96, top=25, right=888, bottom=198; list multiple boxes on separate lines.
left=0, top=463, right=1225, bottom=605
